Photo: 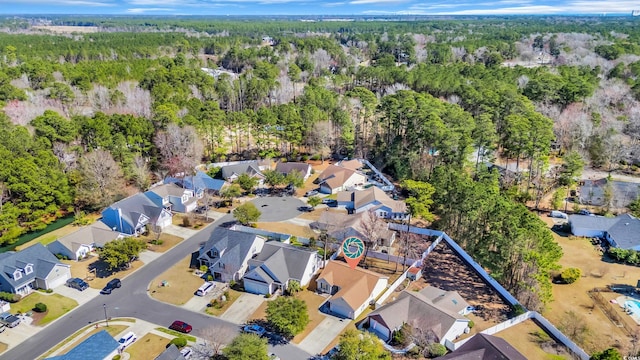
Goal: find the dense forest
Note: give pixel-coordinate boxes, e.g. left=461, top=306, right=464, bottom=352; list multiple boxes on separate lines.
left=2, top=16, right=640, bottom=313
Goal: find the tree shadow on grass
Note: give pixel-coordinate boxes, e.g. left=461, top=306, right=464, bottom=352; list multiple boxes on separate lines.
left=87, top=259, right=119, bottom=279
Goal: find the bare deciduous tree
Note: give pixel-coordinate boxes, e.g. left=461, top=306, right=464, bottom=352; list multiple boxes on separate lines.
left=154, top=123, right=204, bottom=177
left=75, top=149, right=126, bottom=210
left=52, top=142, right=77, bottom=173
left=309, top=121, right=333, bottom=163
left=196, top=324, right=237, bottom=356
left=359, top=209, right=387, bottom=263
left=130, top=155, right=151, bottom=191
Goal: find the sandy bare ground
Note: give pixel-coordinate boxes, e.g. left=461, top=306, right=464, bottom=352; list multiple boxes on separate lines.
left=31, top=26, right=100, bottom=34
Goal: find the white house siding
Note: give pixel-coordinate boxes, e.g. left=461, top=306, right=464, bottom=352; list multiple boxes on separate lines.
left=369, top=318, right=391, bottom=342
left=440, top=320, right=470, bottom=345
left=329, top=298, right=356, bottom=319
left=571, top=226, right=604, bottom=238
left=243, top=278, right=271, bottom=295
left=343, top=174, right=367, bottom=189
left=44, top=264, right=71, bottom=289
left=299, top=258, right=319, bottom=287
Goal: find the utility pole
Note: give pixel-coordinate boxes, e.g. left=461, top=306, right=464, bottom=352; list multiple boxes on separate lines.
left=103, top=304, right=108, bottom=327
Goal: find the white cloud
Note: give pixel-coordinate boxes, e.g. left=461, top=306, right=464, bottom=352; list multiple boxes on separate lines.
left=350, top=0, right=408, bottom=5
left=0, top=0, right=115, bottom=6
left=126, top=7, right=175, bottom=13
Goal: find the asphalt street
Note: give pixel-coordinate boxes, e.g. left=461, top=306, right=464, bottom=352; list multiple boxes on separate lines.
left=0, top=204, right=312, bottom=360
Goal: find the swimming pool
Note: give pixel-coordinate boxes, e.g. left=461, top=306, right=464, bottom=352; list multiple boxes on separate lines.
left=624, top=299, right=640, bottom=320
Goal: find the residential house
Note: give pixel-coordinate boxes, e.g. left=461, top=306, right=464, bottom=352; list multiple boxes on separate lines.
left=47, top=222, right=123, bottom=261
left=579, top=178, right=639, bottom=208
left=219, top=160, right=270, bottom=185
left=164, top=171, right=228, bottom=198
left=338, top=159, right=362, bottom=171
left=243, top=241, right=321, bottom=295
left=101, top=193, right=173, bottom=235
left=47, top=330, right=120, bottom=360
left=310, top=211, right=396, bottom=250
left=275, top=162, right=312, bottom=181
left=570, top=214, right=640, bottom=250
left=439, top=333, right=526, bottom=360
left=419, top=286, right=474, bottom=315
left=145, top=183, right=197, bottom=213
left=155, top=344, right=186, bottom=360
left=198, top=228, right=265, bottom=282
left=0, top=243, right=71, bottom=295
left=316, top=260, right=388, bottom=319
left=317, top=165, right=367, bottom=194
left=363, top=288, right=471, bottom=344
left=337, top=187, right=407, bottom=220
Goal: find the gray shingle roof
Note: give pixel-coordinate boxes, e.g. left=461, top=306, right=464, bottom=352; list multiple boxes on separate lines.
left=221, top=161, right=265, bottom=180
left=154, top=344, right=186, bottom=360
left=147, top=183, right=189, bottom=198
left=439, top=333, right=526, bottom=360
left=0, top=243, right=64, bottom=292
left=275, top=162, right=310, bottom=176
left=106, top=193, right=164, bottom=227
left=199, top=228, right=263, bottom=274
left=570, top=214, right=640, bottom=249
left=50, top=222, right=120, bottom=254
left=48, top=330, right=120, bottom=360
left=165, top=171, right=227, bottom=192
left=367, top=289, right=468, bottom=341
left=244, top=241, right=317, bottom=285
left=419, top=286, right=471, bottom=314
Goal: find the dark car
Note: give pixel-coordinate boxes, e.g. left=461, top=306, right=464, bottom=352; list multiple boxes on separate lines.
left=100, top=278, right=121, bottom=294
left=66, top=277, right=89, bottom=291
left=169, top=320, right=193, bottom=333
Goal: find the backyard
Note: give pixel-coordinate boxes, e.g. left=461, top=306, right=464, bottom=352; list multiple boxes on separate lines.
left=11, top=292, right=78, bottom=326
left=540, top=215, right=640, bottom=354
left=149, top=255, right=204, bottom=305
left=15, top=214, right=102, bottom=251
left=495, top=319, right=572, bottom=359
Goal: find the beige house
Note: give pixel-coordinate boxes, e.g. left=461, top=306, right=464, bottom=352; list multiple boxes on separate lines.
left=338, top=187, right=407, bottom=220
left=317, top=165, right=366, bottom=194
left=364, top=287, right=471, bottom=344
left=310, top=211, right=396, bottom=250
left=316, top=260, right=388, bottom=319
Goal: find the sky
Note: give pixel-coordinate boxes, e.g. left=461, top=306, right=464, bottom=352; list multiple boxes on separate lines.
left=0, top=0, right=637, bottom=16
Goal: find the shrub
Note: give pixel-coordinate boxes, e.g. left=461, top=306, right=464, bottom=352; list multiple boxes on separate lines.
left=0, top=292, right=21, bottom=303
left=182, top=216, right=192, bottom=227
left=391, top=324, right=412, bottom=347
left=265, top=293, right=272, bottom=298
left=169, top=337, right=187, bottom=348
left=33, top=303, right=47, bottom=313
left=207, top=275, right=213, bottom=282
left=512, top=304, right=526, bottom=316
left=427, top=343, right=447, bottom=357
left=55, top=253, right=69, bottom=260
left=468, top=320, right=475, bottom=329
left=406, top=346, right=421, bottom=358
left=112, top=355, right=121, bottom=360
left=561, top=267, right=582, bottom=284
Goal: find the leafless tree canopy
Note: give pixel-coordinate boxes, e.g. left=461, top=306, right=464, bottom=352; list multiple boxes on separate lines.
left=154, top=123, right=204, bottom=177
left=75, top=149, right=126, bottom=210
left=196, top=324, right=238, bottom=356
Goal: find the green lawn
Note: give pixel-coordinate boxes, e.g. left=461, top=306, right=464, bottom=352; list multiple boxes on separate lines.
left=11, top=293, right=78, bottom=326
left=125, top=333, right=171, bottom=360
left=154, top=327, right=196, bottom=342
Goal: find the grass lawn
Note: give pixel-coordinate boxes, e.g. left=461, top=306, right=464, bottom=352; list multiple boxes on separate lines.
left=85, top=259, right=144, bottom=290
left=358, top=256, right=403, bottom=284
left=0, top=342, right=7, bottom=354
left=255, top=222, right=317, bottom=239
left=141, top=233, right=184, bottom=253
left=39, top=324, right=127, bottom=359
left=539, top=215, right=640, bottom=354
left=125, top=333, right=171, bottom=359
left=206, top=288, right=242, bottom=316
left=11, top=293, right=78, bottom=326
left=16, top=214, right=101, bottom=251
left=495, top=320, right=571, bottom=360
left=154, top=327, right=196, bottom=342
left=150, top=255, right=204, bottom=305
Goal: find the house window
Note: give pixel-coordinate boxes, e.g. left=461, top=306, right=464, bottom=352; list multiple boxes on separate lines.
left=219, top=263, right=225, bottom=269
left=13, top=270, right=22, bottom=280
left=182, top=195, right=188, bottom=203
left=24, top=264, right=33, bottom=275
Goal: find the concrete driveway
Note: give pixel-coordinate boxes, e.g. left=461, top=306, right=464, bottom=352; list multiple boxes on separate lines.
left=297, top=314, right=350, bottom=355
left=162, top=224, right=200, bottom=239
left=250, top=197, right=307, bottom=222
left=219, top=293, right=265, bottom=324
left=54, top=284, right=101, bottom=307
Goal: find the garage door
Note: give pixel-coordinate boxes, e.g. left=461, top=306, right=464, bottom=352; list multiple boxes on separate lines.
left=243, top=279, right=269, bottom=295
left=47, top=266, right=71, bottom=289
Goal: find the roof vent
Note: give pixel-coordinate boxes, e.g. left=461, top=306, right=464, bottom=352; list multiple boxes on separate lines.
left=626, top=223, right=630, bottom=226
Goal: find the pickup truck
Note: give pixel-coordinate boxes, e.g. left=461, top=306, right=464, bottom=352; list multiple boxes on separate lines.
left=0, top=312, right=20, bottom=328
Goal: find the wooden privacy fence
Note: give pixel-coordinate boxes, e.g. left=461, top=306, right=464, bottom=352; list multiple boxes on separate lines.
left=589, top=288, right=638, bottom=336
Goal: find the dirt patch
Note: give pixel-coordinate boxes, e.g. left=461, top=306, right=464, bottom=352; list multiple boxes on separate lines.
left=541, top=213, right=640, bottom=354
left=142, top=233, right=184, bottom=253
left=297, top=207, right=347, bottom=221
left=125, top=333, right=171, bottom=359
left=149, top=255, right=204, bottom=305
left=494, top=319, right=571, bottom=360
left=420, top=241, right=511, bottom=326
left=255, top=222, right=317, bottom=239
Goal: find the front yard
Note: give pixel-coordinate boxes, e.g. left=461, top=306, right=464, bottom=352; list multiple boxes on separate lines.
left=11, top=292, right=78, bottom=326
left=141, top=233, right=184, bottom=253
left=205, top=288, right=243, bottom=316
left=255, top=222, right=317, bottom=239
left=124, top=333, right=171, bottom=359
left=150, top=255, right=204, bottom=305
left=64, top=256, right=144, bottom=290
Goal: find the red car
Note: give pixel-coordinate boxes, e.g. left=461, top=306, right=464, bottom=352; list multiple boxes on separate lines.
left=169, top=320, right=192, bottom=333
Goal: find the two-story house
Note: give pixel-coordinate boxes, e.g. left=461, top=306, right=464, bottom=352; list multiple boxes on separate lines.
left=198, top=228, right=266, bottom=282
left=101, top=193, right=172, bottom=235
left=145, top=183, right=197, bottom=213
left=0, top=243, right=71, bottom=294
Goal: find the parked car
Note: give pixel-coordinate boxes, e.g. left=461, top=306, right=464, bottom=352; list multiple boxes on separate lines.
left=550, top=210, right=568, bottom=219
left=180, top=346, right=193, bottom=359
left=66, top=277, right=89, bottom=291
left=194, top=205, right=207, bottom=214
left=169, top=320, right=193, bottom=333
left=242, top=324, right=266, bottom=337
left=0, top=312, right=20, bottom=328
left=100, top=278, right=121, bottom=295
left=298, top=206, right=313, bottom=212
left=195, top=281, right=215, bottom=296
left=305, top=190, right=319, bottom=197
left=322, top=198, right=337, bottom=206
left=117, top=331, right=137, bottom=350
left=578, top=209, right=594, bottom=216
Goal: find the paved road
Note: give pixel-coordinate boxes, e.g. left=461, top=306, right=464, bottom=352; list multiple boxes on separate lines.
left=0, top=215, right=312, bottom=360
left=251, top=196, right=307, bottom=222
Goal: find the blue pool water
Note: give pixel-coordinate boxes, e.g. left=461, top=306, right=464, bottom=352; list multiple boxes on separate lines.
left=624, top=299, right=640, bottom=316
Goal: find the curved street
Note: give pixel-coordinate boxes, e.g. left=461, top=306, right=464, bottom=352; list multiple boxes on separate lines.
left=0, top=209, right=312, bottom=360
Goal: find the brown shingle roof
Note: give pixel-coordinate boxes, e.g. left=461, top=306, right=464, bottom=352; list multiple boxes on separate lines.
left=318, top=260, right=388, bottom=311
left=318, top=165, right=360, bottom=191
left=339, top=159, right=362, bottom=171
left=310, top=211, right=394, bottom=242
left=353, top=187, right=406, bottom=213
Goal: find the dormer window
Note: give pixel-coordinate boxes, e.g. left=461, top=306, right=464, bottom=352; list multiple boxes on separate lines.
left=24, top=264, right=33, bottom=275
left=182, top=194, right=189, bottom=203
left=13, top=269, right=22, bottom=280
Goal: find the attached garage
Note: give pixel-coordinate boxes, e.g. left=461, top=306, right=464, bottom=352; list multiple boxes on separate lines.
left=243, top=278, right=271, bottom=295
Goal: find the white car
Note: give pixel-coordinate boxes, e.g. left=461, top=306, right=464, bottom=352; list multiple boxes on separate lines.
left=117, top=331, right=137, bottom=350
